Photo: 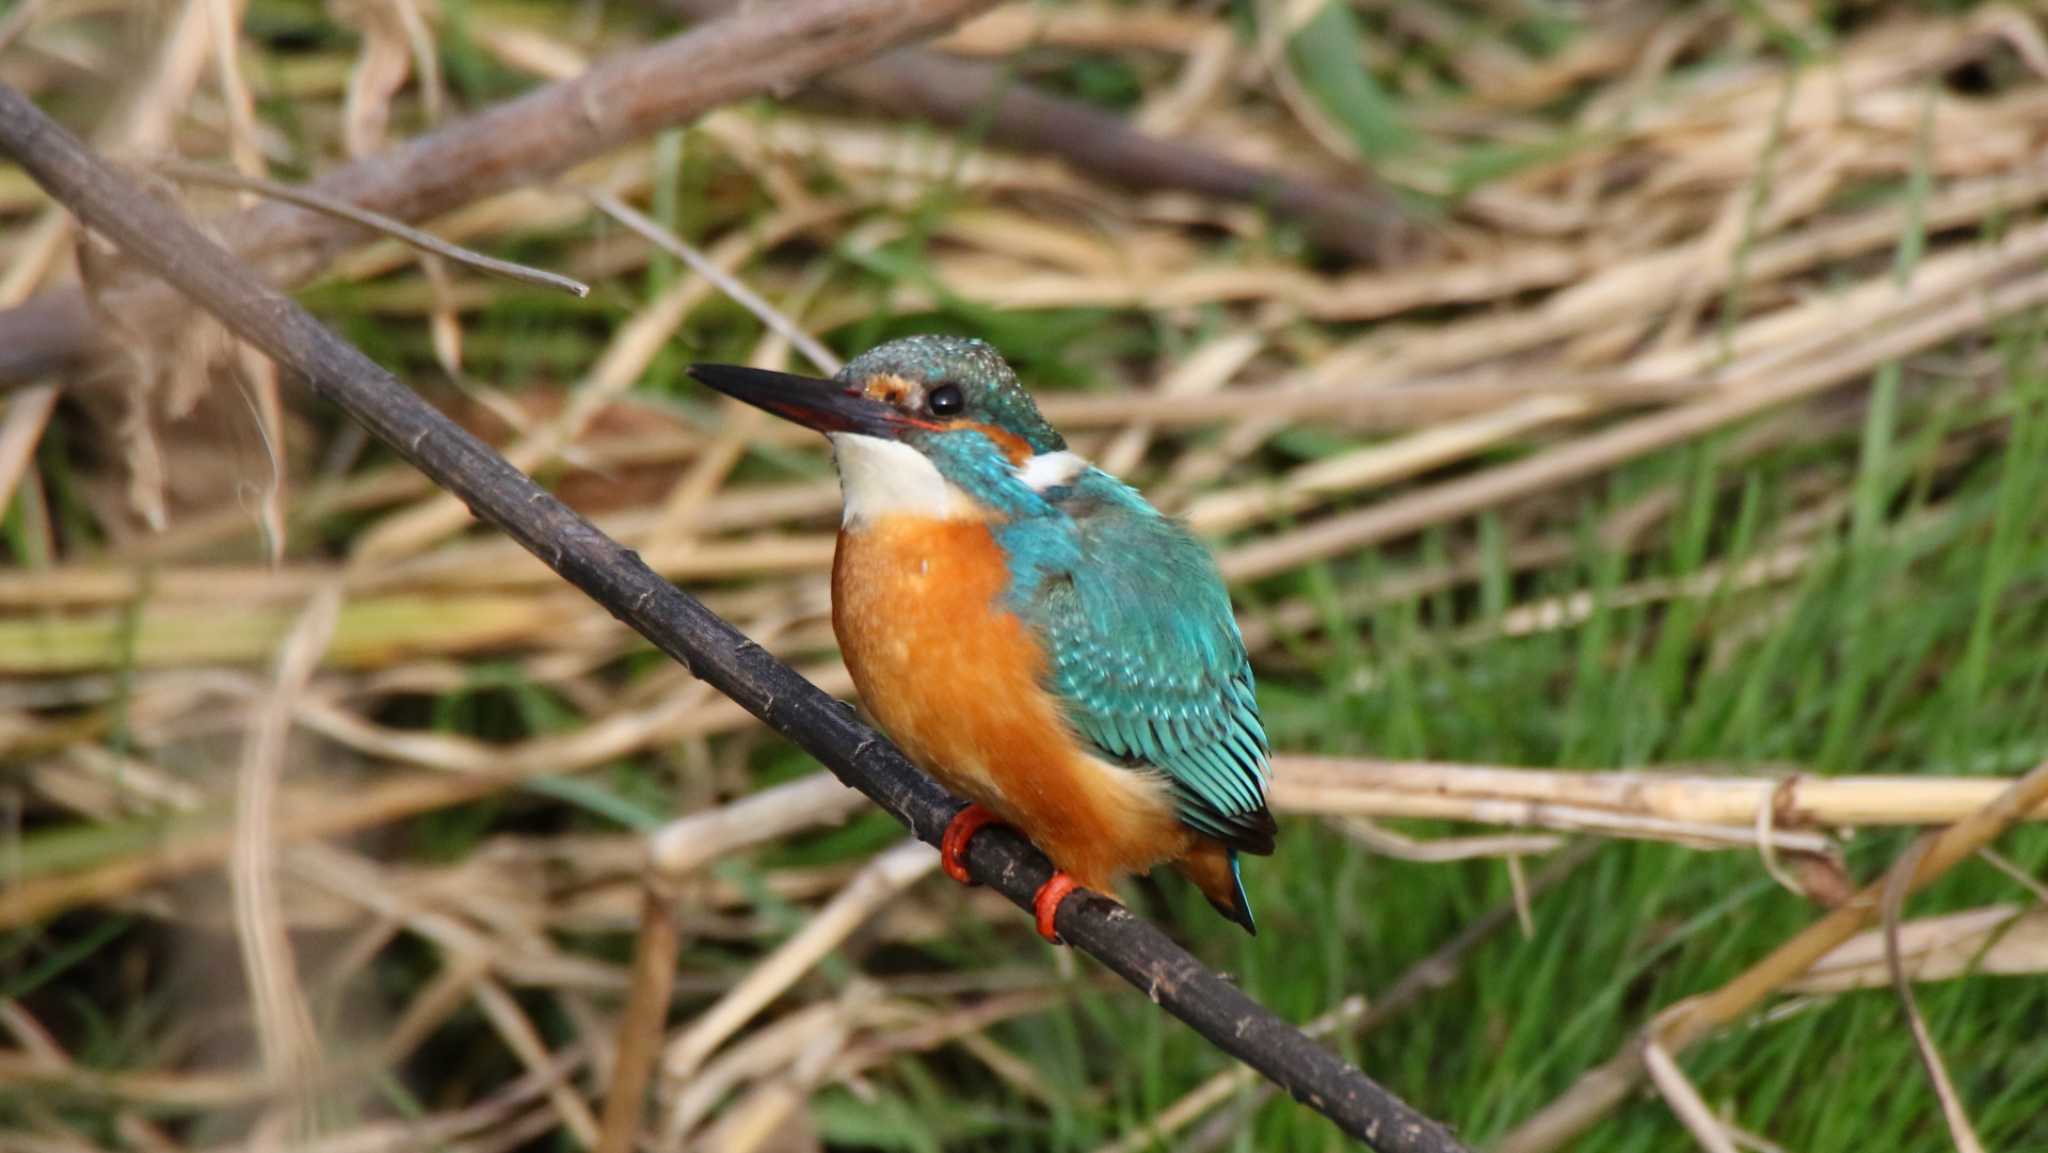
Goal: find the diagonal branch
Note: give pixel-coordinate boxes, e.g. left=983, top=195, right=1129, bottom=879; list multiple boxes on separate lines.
left=0, top=84, right=1470, bottom=1153
left=0, top=0, right=1005, bottom=389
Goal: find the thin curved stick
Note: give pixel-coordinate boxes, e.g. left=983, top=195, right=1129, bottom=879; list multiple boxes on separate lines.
left=1881, top=839, right=1987, bottom=1153
left=158, top=161, right=589, bottom=297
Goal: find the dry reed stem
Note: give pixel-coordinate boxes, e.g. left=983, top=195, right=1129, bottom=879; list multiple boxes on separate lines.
left=1499, top=760, right=2048, bottom=1153
left=597, top=623, right=850, bottom=1153
left=473, top=977, right=603, bottom=1147
left=1879, top=841, right=1987, bottom=1153
left=230, top=585, right=340, bottom=1142
left=291, top=843, right=621, bottom=990
left=0, top=0, right=1017, bottom=386
left=1642, top=1039, right=1740, bottom=1153
left=659, top=838, right=938, bottom=1088
left=0, top=663, right=816, bottom=931
left=0, top=385, right=58, bottom=515
left=1271, top=757, right=2048, bottom=831
left=0, top=1051, right=293, bottom=1110
left=1334, top=819, right=1565, bottom=863
left=1096, top=332, right=1260, bottom=477
left=1785, top=905, right=2048, bottom=993
left=593, top=887, right=678, bottom=1153
left=1185, top=394, right=1591, bottom=535
left=660, top=1002, right=841, bottom=1141
left=649, top=772, right=867, bottom=879
left=585, top=191, right=839, bottom=375
left=10, top=743, right=2038, bottom=933
left=1095, top=843, right=1600, bottom=1153
left=0, top=0, right=48, bottom=53
left=0, top=1000, right=183, bottom=1153
left=1223, top=263, right=2048, bottom=580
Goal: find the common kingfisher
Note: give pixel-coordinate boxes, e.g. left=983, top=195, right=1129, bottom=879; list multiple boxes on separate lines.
left=689, top=336, right=1277, bottom=942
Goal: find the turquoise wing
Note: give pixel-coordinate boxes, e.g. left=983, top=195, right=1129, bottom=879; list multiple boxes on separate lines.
left=1009, top=471, right=1277, bottom=854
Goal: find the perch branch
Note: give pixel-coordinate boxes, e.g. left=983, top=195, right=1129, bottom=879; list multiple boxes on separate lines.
left=0, top=0, right=1005, bottom=388
left=0, top=83, right=1469, bottom=1153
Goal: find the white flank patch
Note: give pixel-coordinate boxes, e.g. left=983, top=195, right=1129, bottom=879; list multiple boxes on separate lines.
left=1015, top=449, right=1087, bottom=492
left=830, top=433, right=976, bottom=525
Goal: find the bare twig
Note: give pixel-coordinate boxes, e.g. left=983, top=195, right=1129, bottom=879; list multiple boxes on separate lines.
left=0, top=82, right=1470, bottom=1153
left=1881, top=840, right=1987, bottom=1153
left=584, top=191, right=836, bottom=373
left=159, top=162, right=589, bottom=297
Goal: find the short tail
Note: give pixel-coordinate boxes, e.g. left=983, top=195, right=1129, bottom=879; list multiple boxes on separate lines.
left=1174, top=840, right=1257, bottom=935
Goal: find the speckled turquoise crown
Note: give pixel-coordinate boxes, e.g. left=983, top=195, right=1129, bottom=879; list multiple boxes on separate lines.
left=837, top=335, right=1065, bottom=454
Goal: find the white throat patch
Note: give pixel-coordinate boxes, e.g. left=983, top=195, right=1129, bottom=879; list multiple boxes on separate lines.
left=1016, top=449, right=1087, bottom=492
left=830, top=433, right=976, bottom=525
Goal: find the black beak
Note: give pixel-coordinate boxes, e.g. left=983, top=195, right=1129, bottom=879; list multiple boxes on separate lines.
left=687, top=364, right=916, bottom=439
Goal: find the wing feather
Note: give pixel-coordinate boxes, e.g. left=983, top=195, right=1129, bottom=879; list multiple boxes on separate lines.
left=1009, top=470, right=1277, bottom=856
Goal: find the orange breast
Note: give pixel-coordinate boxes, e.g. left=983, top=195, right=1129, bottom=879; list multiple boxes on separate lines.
left=832, top=516, right=1187, bottom=890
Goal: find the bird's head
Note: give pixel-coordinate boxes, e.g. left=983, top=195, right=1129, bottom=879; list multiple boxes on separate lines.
left=690, top=335, right=1081, bottom=523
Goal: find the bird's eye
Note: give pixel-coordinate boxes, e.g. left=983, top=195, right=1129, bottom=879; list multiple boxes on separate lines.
left=926, top=384, right=965, bottom=417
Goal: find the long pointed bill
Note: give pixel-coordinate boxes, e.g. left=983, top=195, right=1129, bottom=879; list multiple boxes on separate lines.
left=688, top=364, right=920, bottom=439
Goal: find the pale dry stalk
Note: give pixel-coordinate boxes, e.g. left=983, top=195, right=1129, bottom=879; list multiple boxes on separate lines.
left=1096, top=332, right=1262, bottom=478
left=0, top=386, right=58, bottom=517
left=1642, top=1039, right=1740, bottom=1153
left=0, top=670, right=809, bottom=932
left=1271, top=757, right=2048, bottom=831
left=649, top=772, right=867, bottom=879
left=1499, top=760, right=2048, bottom=1153
left=593, top=888, right=678, bottom=1153
left=231, top=584, right=341, bottom=1140
left=1223, top=262, right=2048, bottom=580
left=1787, top=905, right=2048, bottom=994
left=1880, top=841, right=1987, bottom=1153
left=473, top=977, right=603, bottom=1146
left=659, top=838, right=938, bottom=1087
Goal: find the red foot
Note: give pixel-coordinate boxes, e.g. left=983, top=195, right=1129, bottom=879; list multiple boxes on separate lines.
left=940, top=803, right=1002, bottom=886
left=1033, top=872, right=1081, bottom=944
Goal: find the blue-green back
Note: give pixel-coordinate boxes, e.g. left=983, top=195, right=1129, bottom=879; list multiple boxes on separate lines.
left=998, top=470, right=1277, bottom=854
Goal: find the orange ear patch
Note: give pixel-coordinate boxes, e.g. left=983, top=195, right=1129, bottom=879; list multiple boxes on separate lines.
left=851, top=377, right=1030, bottom=460
left=861, top=373, right=918, bottom=407
left=961, top=421, right=1032, bottom=464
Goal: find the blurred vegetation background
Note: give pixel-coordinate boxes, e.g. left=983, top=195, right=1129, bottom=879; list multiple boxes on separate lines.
left=2, top=0, right=2046, bottom=1150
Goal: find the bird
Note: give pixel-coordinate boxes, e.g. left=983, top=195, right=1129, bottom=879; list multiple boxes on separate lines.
left=688, top=335, right=1276, bottom=943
